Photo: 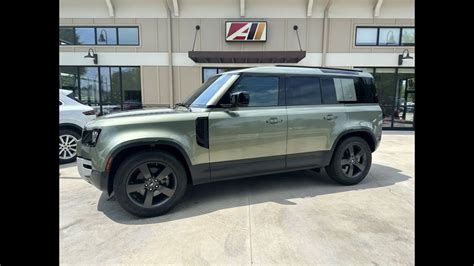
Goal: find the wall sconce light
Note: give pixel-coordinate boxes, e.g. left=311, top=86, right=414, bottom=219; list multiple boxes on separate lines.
left=293, top=25, right=302, bottom=51
left=192, top=25, right=200, bottom=51
left=398, top=48, right=413, bottom=66
left=84, top=48, right=98, bottom=65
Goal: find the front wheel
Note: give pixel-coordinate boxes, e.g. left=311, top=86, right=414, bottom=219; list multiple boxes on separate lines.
left=59, top=129, right=80, bottom=164
left=113, top=151, right=188, bottom=217
left=325, top=137, right=372, bottom=185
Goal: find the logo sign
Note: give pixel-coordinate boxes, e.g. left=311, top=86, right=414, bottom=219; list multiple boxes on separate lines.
left=225, top=21, right=267, bottom=42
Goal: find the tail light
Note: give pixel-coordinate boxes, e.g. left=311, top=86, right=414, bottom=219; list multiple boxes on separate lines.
left=83, top=110, right=96, bottom=116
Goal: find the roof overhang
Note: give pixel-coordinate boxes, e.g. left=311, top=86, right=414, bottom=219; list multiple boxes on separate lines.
left=188, top=51, right=306, bottom=64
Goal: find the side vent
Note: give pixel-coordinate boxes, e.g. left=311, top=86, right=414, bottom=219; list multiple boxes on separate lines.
left=196, top=117, right=209, bottom=149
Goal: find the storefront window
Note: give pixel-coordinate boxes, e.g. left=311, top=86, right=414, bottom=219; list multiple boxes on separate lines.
left=355, top=28, right=378, bottom=46
left=401, top=28, right=415, bottom=45
left=378, top=28, right=400, bottom=46
left=59, top=66, right=141, bottom=115
left=75, top=27, right=95, bottom=45
left=356, top=67, right=415, bottom=129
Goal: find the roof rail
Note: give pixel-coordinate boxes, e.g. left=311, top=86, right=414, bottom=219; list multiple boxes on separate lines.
left=275, top=65, right=363, bottom=72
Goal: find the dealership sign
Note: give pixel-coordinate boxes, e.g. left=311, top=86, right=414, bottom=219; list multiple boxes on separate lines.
left=225, top=21, right=267, bottom=42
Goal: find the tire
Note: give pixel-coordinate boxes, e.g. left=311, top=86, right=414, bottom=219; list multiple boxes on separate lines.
left=325, top=137, right=372, bottom=185
left=113, top=151, right=188, bottom=217
left=59, top=129, right=81, bottom=164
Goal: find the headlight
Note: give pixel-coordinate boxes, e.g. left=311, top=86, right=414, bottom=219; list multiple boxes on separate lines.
left=82, top=128, right=101, bottom=146
left=91, top=129, right=101, bottom=145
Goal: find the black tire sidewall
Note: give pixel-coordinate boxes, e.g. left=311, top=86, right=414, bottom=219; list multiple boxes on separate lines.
left=59, top=129, right=81, bottom=164
left=326, top=137, right=372, bottom=185
left=113, top=151, right=188, bottom=217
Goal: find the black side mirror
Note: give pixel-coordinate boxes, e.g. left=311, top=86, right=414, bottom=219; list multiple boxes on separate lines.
left=230, top=91, right=250, bottom=107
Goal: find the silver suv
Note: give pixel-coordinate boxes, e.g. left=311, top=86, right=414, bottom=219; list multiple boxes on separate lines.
left=77, top=66, right=383, bottom=217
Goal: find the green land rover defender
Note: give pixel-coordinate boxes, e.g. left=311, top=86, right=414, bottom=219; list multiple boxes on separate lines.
left=77, top=66, right=382, bottom=217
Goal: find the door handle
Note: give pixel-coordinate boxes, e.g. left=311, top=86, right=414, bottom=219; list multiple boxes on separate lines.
left=323, top=114, right=338, bottom=121
left=266, top=117, right=281, bottom=124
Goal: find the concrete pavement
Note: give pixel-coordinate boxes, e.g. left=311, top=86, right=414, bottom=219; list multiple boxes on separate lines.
left=60, top=131, right=414, bottom=264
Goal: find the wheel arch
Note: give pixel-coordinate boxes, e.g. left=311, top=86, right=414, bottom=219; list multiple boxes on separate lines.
left=330, top=128, right=377, bottom=157
left=105, top=140, right=194, bottom=196
left=59, top=123, right=83, bottom=135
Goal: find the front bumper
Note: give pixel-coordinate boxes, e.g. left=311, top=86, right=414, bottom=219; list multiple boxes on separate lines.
left=77, top=157, right=108, bottom=192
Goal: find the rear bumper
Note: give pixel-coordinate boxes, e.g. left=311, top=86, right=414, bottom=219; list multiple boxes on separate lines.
left=77, top=157, right=108, bottom=192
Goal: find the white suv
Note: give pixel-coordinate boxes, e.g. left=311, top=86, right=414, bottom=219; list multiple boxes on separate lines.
left=59, top=89, right=96, bottom=164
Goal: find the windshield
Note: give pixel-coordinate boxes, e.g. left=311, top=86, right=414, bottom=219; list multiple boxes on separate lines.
left=184, top=74, right=235, bottom=107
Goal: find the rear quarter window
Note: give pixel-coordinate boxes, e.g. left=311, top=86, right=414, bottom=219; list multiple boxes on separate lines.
left=320, top=76, right=378, bottom=104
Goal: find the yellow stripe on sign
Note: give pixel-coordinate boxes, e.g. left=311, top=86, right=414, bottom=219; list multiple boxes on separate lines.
left=255, top=23, right=265, bottom=40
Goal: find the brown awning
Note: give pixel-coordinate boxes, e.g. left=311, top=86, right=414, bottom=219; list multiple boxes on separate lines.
left=188, top=51, right=306, bottom=63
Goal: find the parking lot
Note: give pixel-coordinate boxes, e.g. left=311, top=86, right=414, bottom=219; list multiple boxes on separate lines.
left=60, top=131, right=414, bottom=264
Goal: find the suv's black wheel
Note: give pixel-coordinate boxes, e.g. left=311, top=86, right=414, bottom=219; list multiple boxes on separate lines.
left=325, top=137, right=372, bottom=185
left=59, top=129, right=80, bottom=164
left=113, top=151, right=188, bottom=217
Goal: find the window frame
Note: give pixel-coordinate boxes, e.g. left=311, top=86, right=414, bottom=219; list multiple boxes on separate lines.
left=355, top=26, right=414, bottom=47
left=59, top=26, right=140, bottom=46
left=214, top=73, right=284, bottom=108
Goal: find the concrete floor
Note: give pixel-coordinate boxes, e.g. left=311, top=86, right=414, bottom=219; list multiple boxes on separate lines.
left=60, top=132, right=414, bottom=264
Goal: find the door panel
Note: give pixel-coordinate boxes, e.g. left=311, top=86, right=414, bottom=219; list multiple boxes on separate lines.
left=286, top=105, right=347, bottom=168
left=208, top=107, right=287, bottom=179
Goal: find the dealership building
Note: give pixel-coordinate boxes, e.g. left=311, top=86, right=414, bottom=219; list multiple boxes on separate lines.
left=59, top=0, right=414, bottom=129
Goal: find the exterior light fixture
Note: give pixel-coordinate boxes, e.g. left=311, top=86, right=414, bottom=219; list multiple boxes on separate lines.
left=98, top=29, right=108, bottom=44
left=398, top=48, right=413, bottom=66
left=192, top=25, right=200, bottom=51
left=84, top=48, right=98, bottom=64
left=293, top=25, right=302, bottom=51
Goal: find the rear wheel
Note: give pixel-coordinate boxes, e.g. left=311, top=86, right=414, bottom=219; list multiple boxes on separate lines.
left=325, top=137, right=372, bottom=185
left=59, top=129, right=80, bottom=164
left=113, top=151, right=188, bottom=217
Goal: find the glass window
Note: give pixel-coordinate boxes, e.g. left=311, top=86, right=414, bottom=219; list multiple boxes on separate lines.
left=320, top=77, right=338, bottom=104
left=357, top=78, right=378, bottom=103
left=121, top=67, right=142, bottom=110
left=100, top=67, right=122, bottom=114
left=59, top=66, right=80, bottom=97
left=96, top=28, right=117, bottom=45
left=401, top=28, right=415, bottom=45
left=334, top=78, right=357, bottom=102
left=79, top=67, right=100, bottom=107
left=60, top=27, right=75, bottom=45
left=188, top=75, right=235, bottom=107
left=356, top=28, right=378, bottom=45
left=286, top=77, right=322, bottom=105
left=227, top=76, right=279, bottom=107
left=203, top=69, right=218, bottom=83
left=59, top=66, right=142, bottom=115
left=118, top=28, right=139, bottom=45
left=75, top=27, right=95, bottom=45
left=378, top=28, right=400, bottom=46
left=59, top=101, right=62, bottom=106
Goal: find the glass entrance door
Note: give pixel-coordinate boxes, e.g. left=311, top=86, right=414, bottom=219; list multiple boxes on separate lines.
left=393, top=69, right=415, bottom=128
left=355, top=67, right=414, bottom=130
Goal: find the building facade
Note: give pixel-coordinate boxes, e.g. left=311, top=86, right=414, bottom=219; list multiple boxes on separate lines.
left=59, top=0, right=415, bottom=129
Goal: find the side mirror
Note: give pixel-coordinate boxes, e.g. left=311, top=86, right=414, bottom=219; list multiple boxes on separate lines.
left=230, top=91, right=250, bottom=107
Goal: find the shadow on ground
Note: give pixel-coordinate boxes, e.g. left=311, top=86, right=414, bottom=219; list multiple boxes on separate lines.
left=95, top=163, right=411, bottom=224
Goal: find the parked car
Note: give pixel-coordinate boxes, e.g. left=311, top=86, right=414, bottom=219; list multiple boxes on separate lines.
left=59, top=89, right=96, bottom=164
left=77, top=66, right=383, bottom=217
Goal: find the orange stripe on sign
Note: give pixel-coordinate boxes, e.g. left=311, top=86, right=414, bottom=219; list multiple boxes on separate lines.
left=254, top=23, right=265, bottom=40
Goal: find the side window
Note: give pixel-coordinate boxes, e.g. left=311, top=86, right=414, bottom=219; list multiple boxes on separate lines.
left=320, top=77, right=338, bottom=104
left=221, top=76, right=279, bottom=107
left=59, top=101, right=63, bottom=106
left=286, top=77, right=321, bottom=105
left=359, top=77, right=378, bottom=103
left=334, top=78, right=357, bottom=102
